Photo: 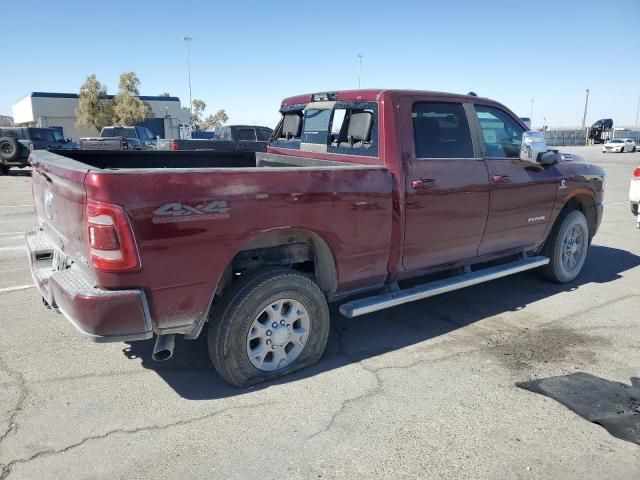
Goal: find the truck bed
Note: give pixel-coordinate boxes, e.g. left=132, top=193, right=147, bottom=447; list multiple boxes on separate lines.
left=28, top=149, right=393, bottom=337
left=49, top=150, right=358, bottom=170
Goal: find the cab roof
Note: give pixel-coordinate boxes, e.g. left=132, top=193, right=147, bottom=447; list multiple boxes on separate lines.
left=280, top=89, right=490, bottom=108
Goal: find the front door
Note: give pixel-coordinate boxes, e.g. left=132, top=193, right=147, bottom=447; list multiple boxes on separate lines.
left=472, top=104, right=559, bottom=256
left=402, top=100, right=490, bottom=271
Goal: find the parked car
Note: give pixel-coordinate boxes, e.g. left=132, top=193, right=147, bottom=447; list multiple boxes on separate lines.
left=157, top=125, right=273, bottom=152
left=0, top=127, right=77, bottom=175
left=589, top=118, right=614, bottom=144
left=602, top=138, right=636, bottom=153
left=630, top=166, right=640, bottom=216
left=79, top=125, right=157, bottom=151
left=26, top=89, right=605, bottom=387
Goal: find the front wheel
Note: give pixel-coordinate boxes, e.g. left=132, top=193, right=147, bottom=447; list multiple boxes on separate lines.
left=540, top=210, right=589, bottom=283
left=631, top=203, right=639, bottom=216
left=208, top=268, right=330, bottom=387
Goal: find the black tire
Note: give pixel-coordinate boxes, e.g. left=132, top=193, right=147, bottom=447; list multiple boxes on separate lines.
left=631, top=203, right=639, bottom=216
left=633, top=146, right=637, bottom=153
left=0, top=165, right=9, bottom=176
left=0, top=137, right=20, bottom=161
left=540, top=210, right=589, bottom=283
left=208, top=268, right=330, bottom=387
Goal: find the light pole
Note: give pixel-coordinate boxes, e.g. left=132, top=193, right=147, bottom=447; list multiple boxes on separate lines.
left=184, top=36, right=193, bottom=133
left=581, top=89, right=590, bottom=129
left=530, top=98, right=534, bottom=129
left=635, top=93, right=639, bottom=131
left=357, top=54, right=363, bottom=89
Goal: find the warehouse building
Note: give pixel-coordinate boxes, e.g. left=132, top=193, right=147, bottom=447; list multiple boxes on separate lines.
left=12, top=92, right=187, bottom=140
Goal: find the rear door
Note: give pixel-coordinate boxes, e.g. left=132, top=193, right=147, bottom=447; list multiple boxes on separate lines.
left=471, top=104, right=559, bottom=255
left=402, top=99, right=490, bottom=270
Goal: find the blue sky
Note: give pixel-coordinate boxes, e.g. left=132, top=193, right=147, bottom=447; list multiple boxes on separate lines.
left=1, top=0, right=639, bottom=128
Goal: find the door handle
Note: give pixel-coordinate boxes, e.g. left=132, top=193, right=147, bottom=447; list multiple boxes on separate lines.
left=492, top=175, right=512, bottom=184
left=412, top=178, right=437, bottom=189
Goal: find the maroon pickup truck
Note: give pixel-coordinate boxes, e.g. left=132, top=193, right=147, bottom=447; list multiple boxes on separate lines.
left=26, top=89, right=605, bottom=387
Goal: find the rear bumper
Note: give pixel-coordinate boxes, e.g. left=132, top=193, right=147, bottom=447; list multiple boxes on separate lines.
left=26, top=229, right=153, bottom=343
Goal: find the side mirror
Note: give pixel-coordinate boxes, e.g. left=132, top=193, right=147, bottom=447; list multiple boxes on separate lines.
left=520, top=131, right=555, bottom=164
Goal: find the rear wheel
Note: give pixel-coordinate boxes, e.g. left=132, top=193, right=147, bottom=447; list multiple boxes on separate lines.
left=631, top=203, right=639, bottom=216
left=540, top=210, right=589, bottom=283
left=0, top=137, right=20, bottom=162
left=208, top=268, right=330, bottom=387
left=0, top=164, right=9, bottom=176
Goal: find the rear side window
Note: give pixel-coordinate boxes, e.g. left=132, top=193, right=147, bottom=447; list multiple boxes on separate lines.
left=236, top=128, right=257, bottom=141
left=474, top=105, right=524, bottom=158
left=412, top=102, right=474, bottom=158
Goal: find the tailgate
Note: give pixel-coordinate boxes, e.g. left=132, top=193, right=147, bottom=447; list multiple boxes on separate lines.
left=80, top=138, right=121, bottom=150
left=30, top=151, right=92, bottom=275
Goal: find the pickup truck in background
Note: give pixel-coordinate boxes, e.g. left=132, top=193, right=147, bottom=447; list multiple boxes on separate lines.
left=79, top=125, right=157, bottom=151
left=26, top=89, right=605, bottom=387
left=0, top=127, right=77, bottom=174
left=157, top=125, right=272, bottom=152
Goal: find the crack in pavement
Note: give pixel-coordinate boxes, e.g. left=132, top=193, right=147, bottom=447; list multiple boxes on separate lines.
left=0, top=401, right=273, bottom=480
left=0, top=357, right=27, bottom=451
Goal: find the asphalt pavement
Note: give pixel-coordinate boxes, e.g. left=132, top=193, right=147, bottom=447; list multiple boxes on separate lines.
left=0, top=146, right=639, bottom=479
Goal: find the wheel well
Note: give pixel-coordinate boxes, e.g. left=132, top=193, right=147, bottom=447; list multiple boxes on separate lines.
left=216, top=229, right=338, bottom=299
left=563, top=194, right=597, bottom=238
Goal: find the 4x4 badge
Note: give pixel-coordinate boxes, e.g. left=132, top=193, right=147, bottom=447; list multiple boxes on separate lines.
left=152, top=200, right=229, bottom=224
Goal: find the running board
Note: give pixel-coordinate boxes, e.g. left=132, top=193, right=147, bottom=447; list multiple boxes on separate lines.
left=339, top=256, right=549, bottom=318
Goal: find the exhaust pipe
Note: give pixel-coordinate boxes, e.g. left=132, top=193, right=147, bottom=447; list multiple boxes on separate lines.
left=152, top=334, right=176, bottom=361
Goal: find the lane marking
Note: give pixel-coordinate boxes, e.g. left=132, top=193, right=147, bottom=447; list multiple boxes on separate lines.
left=0, top=205, right=32, bottom=208
left=0, top=284, right=35, bottom=294
left=0, top=232, right=25, bottom=236
left=0, top=246, right=27, bottom=251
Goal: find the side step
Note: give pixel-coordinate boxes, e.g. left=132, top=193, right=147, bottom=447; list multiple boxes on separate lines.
left=339, top=256, right=549, bottom=318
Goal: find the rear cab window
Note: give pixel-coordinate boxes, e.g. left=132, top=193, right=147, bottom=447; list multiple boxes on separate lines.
left=236, top=128, right=257, bottom=142
left=271, top=95, right=378, bottom=157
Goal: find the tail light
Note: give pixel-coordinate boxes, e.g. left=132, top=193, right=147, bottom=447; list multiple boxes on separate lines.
left=29, top=143, right=34, bottom=152
left=79, top=140, right=84, bottom=150
left=86, top=199, right=139, bottom=272
left=634, top=168, right=640, bottom=178
left=171, top=140, right=179, bottom=151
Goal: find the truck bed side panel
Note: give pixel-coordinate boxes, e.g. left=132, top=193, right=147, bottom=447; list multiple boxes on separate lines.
left=84, top=167, right=394, bottom=330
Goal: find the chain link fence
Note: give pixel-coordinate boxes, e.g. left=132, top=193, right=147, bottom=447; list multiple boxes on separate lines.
left=543, top=128, right=640, bottom=146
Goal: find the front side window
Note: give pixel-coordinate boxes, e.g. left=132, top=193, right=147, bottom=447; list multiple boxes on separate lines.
left=474, top=105, right=524, bottom=158
left=257, top=128, right=272, bottom=141
left=412, top=102, right=474, bottom=158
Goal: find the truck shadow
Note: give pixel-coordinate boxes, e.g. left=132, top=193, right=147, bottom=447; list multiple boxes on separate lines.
left=122, top=244, right=640, bottom=400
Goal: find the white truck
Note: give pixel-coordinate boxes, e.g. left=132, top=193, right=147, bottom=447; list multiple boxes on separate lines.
left=79, top=126, right=157, bottom=150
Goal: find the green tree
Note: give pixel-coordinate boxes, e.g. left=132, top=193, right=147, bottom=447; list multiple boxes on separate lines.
left=112, top=72, right=153, bottom=125
left=75, top=74, right=114, bottom=132
left=208, top=109, right=229, bottom=129
left=158, top=92, right=171, bottom=97
left=190, top=99, right=207, bottom=131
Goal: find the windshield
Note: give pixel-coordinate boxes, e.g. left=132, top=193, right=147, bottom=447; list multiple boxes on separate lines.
left=609, top=140, right=623, bottom=143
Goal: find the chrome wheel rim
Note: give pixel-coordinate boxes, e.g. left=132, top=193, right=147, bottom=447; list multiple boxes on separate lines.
left=561, top=224, right=584, bottom=272
left=246, top=299, right=310, bottom=372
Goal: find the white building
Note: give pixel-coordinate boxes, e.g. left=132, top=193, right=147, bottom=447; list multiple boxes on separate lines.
left=12, top=92, right=187, bottom=140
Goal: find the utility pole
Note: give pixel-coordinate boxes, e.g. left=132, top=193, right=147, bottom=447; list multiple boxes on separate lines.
left=581, top=89, right=590, bottom=129
left=357, top=54, right=363, bottom=89
left=184, top=36, right=193, bottom=134
left=530, top=98, right=534, bottom=128
left=635, top=93, right=639, bottom=131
